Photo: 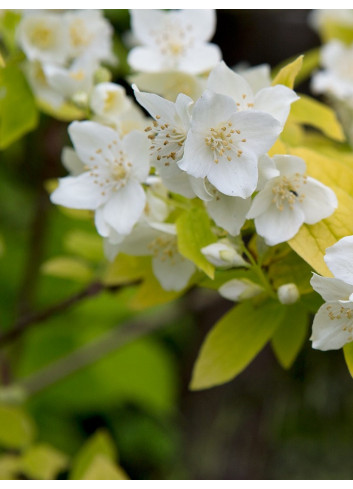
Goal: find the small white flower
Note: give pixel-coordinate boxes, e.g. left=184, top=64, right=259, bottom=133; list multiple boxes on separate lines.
left=219, top=279, right=263, bottom=302
left=201, top=239, right=248, bottom=268
left=105, top=222, right=195, bottom=291
left=207, top=61, right=299, bottom=128
left=90, top=82, right=132, bottom=124
left=235, top=63, right=272, bottom=94
left=128, top=9, right=221, bottom=74
left=24, top=60, right=65, bottom=108
left=51, top=121, right=150, bottom=238
left=178, top=90, right=282, bottom=198
left=134, top=88, right=196, bottom=198
left=310, top=236, right=353, bottom=350
left=17, top=12, right=69, bottom=65
left=247, top=155, right=337, bottom=245
left=277, top=283, right=300, bottom=304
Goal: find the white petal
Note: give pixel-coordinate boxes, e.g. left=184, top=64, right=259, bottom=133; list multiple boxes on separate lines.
left=310, top=273, right=353, bottom=302
left=178, top=130, right=215, bottom=179
left=134, top=89, right=177, bottom=123
left=207, top=61, right=254, bottom=107
left=95, top=206, right=111, bottom=237
left=207, top=194, right=251, bottom=235
left=311, top=302, right=353, bottom=350
left=189, top=90, right=238, bottom=133
left=51, top=172, right=107, bottom=210
left=61, top=147, right=84, bottom=176
left=219, top=279, right=263, bottom=301
left=201, top=242, right=247, bottom=268
left=177, top=44, right=222, bottom=74
left=257, top=154, right=280, bottom=190
left=117, top=223, right=161, bottom=256
left=102, top=180, right=146, bottom=235
left=152, top=253, right=195, bottom=291
left=236, top=64, right=271, bottom=94
left=253, top=204, right=305, bottom=246
left=157, top=165, right=196, bottom=198
left=128, top=46, right=165, bottom=72
left=129, top=10, right=166, bottom=46
left=255, top=85, right=299, bottom=127
left=300, top=177, right=337, bottom=224
left=273, top=154, right=306, bottom=176
left=178, top=9, right=217, bottom=41
left=324, top=236, right=353, bottom=286
left=122, top=130, right=150, bottom=183
left=190, top=177, right=213, bottom=201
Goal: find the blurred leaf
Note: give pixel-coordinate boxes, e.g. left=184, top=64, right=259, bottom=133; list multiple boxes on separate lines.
left=0, top=65, right=38, bottom=148
left=130, top=272, right=182, bottom=310
left=41, top=256, right=93, bottom=282
left=343, top=342, right=353, bottom=378
left=268, top=250, right=313, bottom=294
left=0, top=11, right=22, bottom=53
left=0, top=455, right=21, bottom=480
left=37, top=99, right=86, bottom=122
left=289, top=94, right=345, bottom=142
left=320, top=20, right=353, bottom=44
left=104, top=254, right=150, bottom=286
left=0, top=404, right=36, bottom=449
left=81, top=455, right=128, bottom=480
left=271, top=304, right=309, bottom=369
left=176, top=207, right=216, bottom=279
left=64, top=230, right=104, bottom=263
left=21, top=443, right=68, bottom=480
left=191, top=300, right=286, bottom=390
left=272, top=55, right=303, bottom=89
left=70, top=429, right=117, bottom=480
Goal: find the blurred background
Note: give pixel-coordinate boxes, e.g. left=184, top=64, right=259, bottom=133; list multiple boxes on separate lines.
left=2, top=9, right=353, bottom=480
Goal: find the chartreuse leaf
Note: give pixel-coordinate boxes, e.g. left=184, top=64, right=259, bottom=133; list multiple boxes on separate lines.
left=343, top=342, right=353, bottom=378
left=37, top=98, right=86, bottom=122
left=288, top=147, right=353, bottom=276
left=81, top=455, right=128, bottom=480
left=176, top=207, right=216, bottom=279
left=290, top=94, right=345, bottom=142
left=271, top=303, right=309, bottom=369
left=319, top=19, right=353, bottom=44
left=0, top=404, right=36, bottom=449
left=130, top=271, right=183, bottom=310
left=190, top=300, right=286, bottom=390
left=0, top=11, right=22, bottom=53
left=21, top=444, right=69, bottom=480
left=268, top=250, right=314, bottom=294
left=103, top=254, right=150, bottom=286
left=64, top=230, right=103, bottom=263
left=272, top=55, right=303, bottom=89
left=41, top=256, right=93, bottom=283
left=70, top=430, right=117, bottom=480
left=0, top=455, right=21, bottom=480
left=0, top=66, right=38, bottom=148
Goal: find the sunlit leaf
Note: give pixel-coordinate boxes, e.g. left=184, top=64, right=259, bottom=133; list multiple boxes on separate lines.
left=41, top=256, right=94, bottom=282
left=0, top=404, right=36, bottom=449
left=21, top=443, right=68, bottom=480
left=272, top=55, right=303, bottom=89
left=0, top=455, right=21, bottom=480
left=343, top=342, right=353, bottom=378
left=81, top=455, right=129, bottom=480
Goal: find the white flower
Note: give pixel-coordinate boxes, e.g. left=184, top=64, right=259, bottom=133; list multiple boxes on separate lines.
left=312, top=40, right=353, bottom=102
left=310, top=236, right=353, bottom=350
left=128, top=9, right=221, bottom=74
left=17, top=12, right=69, bottom=65
left=134, top=88, right=196, bottom=198
left=235, top=63, right=272, bottom=94
left=277, top=283, right=300, bottom=304
left=219, top=279, right=263, bottom=302
left=24, top=60, right=65, bottom=108
left=207, top=61, right=299, bottom=128
left=178, top=90, right=282, bottom=198
left=105, top=222, right=195, bottom=291
left=90, top=82, right=132, bottom=124
left=61, top=147, right=84, bottom=176
left=201, top=239, right=248, bottom=268
left=64, top=10, right=115, bottom=64
left=247, top=155, right=337, bottom=246
left=51, top=121, right=150, bottom=238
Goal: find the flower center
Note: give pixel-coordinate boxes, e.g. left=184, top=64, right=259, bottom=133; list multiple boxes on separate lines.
left=145, top=117, right=186, bottom=167
left=150, top=20, right=194, bottom=64
left=271, top=174, right=307, bottom=211
left=148, top=235, right=178, bottom=263
left=70, top=19, right=93, bottom=49
left=205, top=122, right=244, bottom=163
left=29, top=24, right=54, bottom=49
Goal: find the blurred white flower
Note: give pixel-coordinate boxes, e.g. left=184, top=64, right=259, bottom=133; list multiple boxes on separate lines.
left=90, top=82, right=132, bottom=124
left=219, top=279, right=263, bottom=302
left=201, top=239, right=248, bottom=268
left=128, top=9, right=221, bottom=74
left=247, top=155, right=337, bottom=245
left=51, top=121, right=150, bottom=237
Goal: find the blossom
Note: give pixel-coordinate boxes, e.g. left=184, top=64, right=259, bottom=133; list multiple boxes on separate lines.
left=310, top=236, right=353, bottom=350
left=51, top=121, right=150, bottom=237
left=128, top=9, right=221, bottom=74
left=90, top=82, right=132, bottom=124
left=207, top=61, right=299, bottom=128
left=134, top=88, right=196, bottom=198
left=201, top=239, right=248, bottom=268
left=219, top=279, right=263, bottom=302
left=247, top=154, right=337, bottom=245
left=178, top=90, right=282, bottom=198
left=105, top=222, right=195, bottom=291
left=277, top=283, right=300, bottom=304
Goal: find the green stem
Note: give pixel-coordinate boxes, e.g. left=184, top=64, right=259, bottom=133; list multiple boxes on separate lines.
left=242, top=245, right=276, bottom=299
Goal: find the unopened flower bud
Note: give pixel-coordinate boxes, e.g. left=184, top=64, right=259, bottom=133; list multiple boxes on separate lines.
left=201, top=240, right=248, bottom=269
left=277, top=283, right=300, bottom=304
left=219, top=279, right=263, bottom=302
left=71, top=90, right=89, bottom=109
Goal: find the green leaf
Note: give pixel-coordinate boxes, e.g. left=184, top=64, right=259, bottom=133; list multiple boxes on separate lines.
left=0, top=11, right=22, bottom=53
left=21, top=444, right=69, bottom=480
left=176, top=207, right=216, bottom=278
left=41, top=256, right=93, bottom=283
left=0, top=66, right=38, bottom=148
left=289, top=94, right=345, bottom=142
left=0, top=404, right=36, bottom=449
left=271, top=304, right=309, bottom=369
left=343, top=342, right=353, bottom=378
left=130, top=271, right=183, bottom=310
left=190, top=300, right=286, bottom=390
left=103, top=254, right=150, bottom=286
left=81, top=455, right=128, bottom=480
left=268, top=250, right=314, bottom=294
left=320, top=20, right=353, bottom=44
left=70, top=430, right=117, bottom=480
left=272, top=55, right=303, bottom=89
left=64, top=230, right=104, bottom=263
left=0, top=455, right=21, bottom=480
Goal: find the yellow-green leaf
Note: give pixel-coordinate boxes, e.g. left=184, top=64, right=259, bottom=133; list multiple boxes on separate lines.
left=21, top=444, right=68, bottom=480
left=64, top=230, right=103, bottom=263
left=0, top=404, right=36, bottom=449
left=271, top=304, right=308, bottom=369
left=81, top=455, right=129, bottom=480
left=103, top=254, right=150, bottom=286
left=320, top=20, right=353, bottom=44
left=41, top=256, right=93, bottom=282
left=130, top=272, right=183, bottom=310
left=0, top=66, right=38, bottom=148
left=268, top=250, right=314, bottom=294
left=190, top=300, right=286, bottom=390
left=0, top=455, right=21, bottom=480
left=70, top=429, right=117, bottom=480
left=289, top=94, right=345, bottom=142
left=343, top=342, right=353, bottom=378
left=272, top=55, right=303, bottom=89
left=37, top=98, right=86, bottom=122
left=176, top=207, right=216, bottom=279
